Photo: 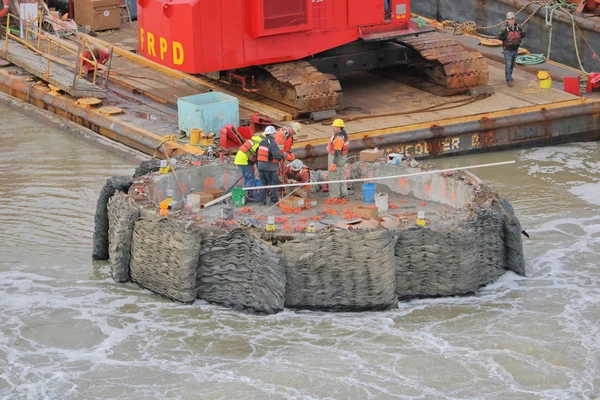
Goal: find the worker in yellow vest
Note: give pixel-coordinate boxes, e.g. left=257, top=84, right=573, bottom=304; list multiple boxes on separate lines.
left=326, top=119, right=349, bottom=199
left=234, top=134, right=264, bottom=201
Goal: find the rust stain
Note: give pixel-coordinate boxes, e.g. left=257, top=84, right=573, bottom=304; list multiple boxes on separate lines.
left=428, top=124, right=446, bottom=157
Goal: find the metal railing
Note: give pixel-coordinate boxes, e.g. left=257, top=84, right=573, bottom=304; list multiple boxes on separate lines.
left=2, top=10, right=112, bottom=93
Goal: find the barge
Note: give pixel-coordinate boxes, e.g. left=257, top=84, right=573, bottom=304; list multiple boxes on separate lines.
left=1, top=9, right=599, bottom=162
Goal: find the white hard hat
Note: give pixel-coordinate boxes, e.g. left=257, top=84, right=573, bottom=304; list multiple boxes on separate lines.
left=264, top=126, right=276, bottom=135
left=506, top=12, right=515, bottom=19
left=290, top=159, right=303, bottom=171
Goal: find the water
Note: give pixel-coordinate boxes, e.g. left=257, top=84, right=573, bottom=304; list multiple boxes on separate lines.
left=1, top=102, right=599, bottom=399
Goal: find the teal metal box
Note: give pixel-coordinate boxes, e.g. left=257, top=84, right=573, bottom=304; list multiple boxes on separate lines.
left=177, top=92, right=239, bottom=137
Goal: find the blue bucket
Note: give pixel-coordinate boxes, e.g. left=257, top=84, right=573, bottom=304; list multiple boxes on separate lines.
left=362, top=182, right=376, bottom=202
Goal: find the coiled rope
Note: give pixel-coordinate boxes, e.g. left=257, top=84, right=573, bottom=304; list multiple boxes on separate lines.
left=516, top=53, right=546, bottom=64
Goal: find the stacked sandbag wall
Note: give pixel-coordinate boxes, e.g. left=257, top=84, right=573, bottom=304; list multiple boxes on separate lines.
left=281, top=231, right=398, bottom=311
left=129, top=219, right=203, bottom=303
left=92, top=176, right=133, bottom=260
left=197, top=229, right=286, bottom=314
left=107, top=192, right=139, bottom=283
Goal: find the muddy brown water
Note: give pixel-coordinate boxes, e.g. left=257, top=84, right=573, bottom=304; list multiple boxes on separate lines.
left=1, top=101, right=599, bottom=399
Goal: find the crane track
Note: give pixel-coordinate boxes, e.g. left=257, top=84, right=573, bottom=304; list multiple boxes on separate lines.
left=396, top=32, right=489, bottom=90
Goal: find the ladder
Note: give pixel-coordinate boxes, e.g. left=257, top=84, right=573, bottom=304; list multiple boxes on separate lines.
left=119, top=0, right=132, bottom=26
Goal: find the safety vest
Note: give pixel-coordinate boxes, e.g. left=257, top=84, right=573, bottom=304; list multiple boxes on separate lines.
left=234, top=139, right=259, bottom=165
left=504, top=26, right=522, bottom=47
left=326, top=131, right=349, bottom=155
left=257, top=137, right=279, bottom=164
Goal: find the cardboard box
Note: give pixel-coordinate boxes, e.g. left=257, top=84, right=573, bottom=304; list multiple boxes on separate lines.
left=280, top=196, right=304, bottom=209
left=202, top=188, right=225, bottom=199
left=353, top=206, right=379, bottom=220
left=75, top=0, right=121, bottom=31
left=360, top=149, right=384, bottom=163
left=190, top=191, right=214, bottom=206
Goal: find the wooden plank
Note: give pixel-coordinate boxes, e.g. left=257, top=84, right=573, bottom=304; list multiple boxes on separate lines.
left=0, top=41, right=107, bottom=98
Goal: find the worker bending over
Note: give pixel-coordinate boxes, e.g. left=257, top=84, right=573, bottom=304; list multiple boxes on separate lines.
left=234, top=134, right=263, bottom=202
left=257, top=126, right=284, bottom=205
left=273, top=122, right=302, bottom=161
left=327, top=119, right=349, bottom=199
left=282, top=159, right=311, bottom=198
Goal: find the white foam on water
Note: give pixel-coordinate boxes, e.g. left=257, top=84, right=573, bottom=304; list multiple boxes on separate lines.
left=1, top=115, right=599, bottom=400
left=568, top=181, right=600, bottom=206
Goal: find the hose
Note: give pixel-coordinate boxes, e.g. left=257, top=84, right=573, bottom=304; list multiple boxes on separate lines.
left=544, top=0, right=586, bottom=73
left=516, top=53, right=546, bottom=64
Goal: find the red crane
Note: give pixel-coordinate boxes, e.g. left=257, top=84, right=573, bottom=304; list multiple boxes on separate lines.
left=137, top=0, right=488, bottom=113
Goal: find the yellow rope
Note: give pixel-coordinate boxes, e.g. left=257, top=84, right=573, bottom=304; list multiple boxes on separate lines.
left=152, top=134, right=178, bottom=159
left=524, top=79, right=542, bottom=93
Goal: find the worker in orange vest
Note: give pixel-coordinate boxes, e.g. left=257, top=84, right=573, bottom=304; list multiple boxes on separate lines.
left=282, top=159, right=311, bottom=198
left=256, top=126, right=284, bottom=205
left=273, top=121, right=302, bottom=160
left=327, top=119, right=349, bottom=199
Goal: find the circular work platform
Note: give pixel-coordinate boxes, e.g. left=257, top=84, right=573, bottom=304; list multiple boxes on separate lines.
left=95, top=158, right=526, bottom=314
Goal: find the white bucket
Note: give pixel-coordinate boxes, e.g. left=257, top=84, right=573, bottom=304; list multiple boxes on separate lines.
left=374, top=192, right=388, bottom=213
left=187, top=194, right=201, bottom=211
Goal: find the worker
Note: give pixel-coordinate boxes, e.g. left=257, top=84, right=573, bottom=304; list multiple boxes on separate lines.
left=273, top=121, right=302, bottom=161
left=80, top=47, right=111, bottom=75
left=282, top=159, right=311, bottom=198
left=497, top=12, right=526, bottom=87
left=234, top=134, right=263, bottom=202
left=256, top=126, right=284, bottom=205
left=326, top=119, right=349, bottom=199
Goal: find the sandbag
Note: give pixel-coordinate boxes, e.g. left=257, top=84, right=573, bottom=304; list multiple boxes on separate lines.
left=282, top=231, right=398, bottom=311
left=130, top=219, right=202, bottom=303
left=394, top=210, right=507, bottom=299
left=133, top=159, right=161, bottom=178
left=92, top=176, right=132, bottom=260
left=107, top=192, right=139, bottom=283
left=197, top=229, right=285, bottom=314
left=500, top=198, right=526, bottom=276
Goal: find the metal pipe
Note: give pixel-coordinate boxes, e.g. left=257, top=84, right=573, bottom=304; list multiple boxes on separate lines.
left=248, top=160, right=516, bottom=191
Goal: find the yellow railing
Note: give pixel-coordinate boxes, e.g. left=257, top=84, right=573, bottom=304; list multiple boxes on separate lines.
left=2, top=11, right=112, bottom=90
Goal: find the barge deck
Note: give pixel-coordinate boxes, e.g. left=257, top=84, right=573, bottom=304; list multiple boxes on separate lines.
left=1, top=20, right=599, bottom=161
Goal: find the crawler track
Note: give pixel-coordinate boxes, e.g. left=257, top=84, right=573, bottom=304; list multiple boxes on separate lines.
left=396, top=32, right=489, bottom=91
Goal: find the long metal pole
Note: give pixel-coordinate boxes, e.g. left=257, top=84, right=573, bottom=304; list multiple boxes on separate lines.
left=246, top=160, right=515, bottom=191
left=199, top=160, right=515, bottom=211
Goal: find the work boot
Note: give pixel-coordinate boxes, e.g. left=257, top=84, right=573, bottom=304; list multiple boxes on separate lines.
left=507, top=81, right=514, bottom=87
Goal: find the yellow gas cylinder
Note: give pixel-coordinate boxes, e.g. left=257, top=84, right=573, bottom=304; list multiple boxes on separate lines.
left=159, top=159, right=171, bottom=174
left=265, top=216, right=276, bottom=232
left=190, top=128, right=202, bottom=145
left=416, top=211, right=426, bottom=227
left=165, top=189, right=174, bottom=205
left=538, top=70, right=552, bottom=89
